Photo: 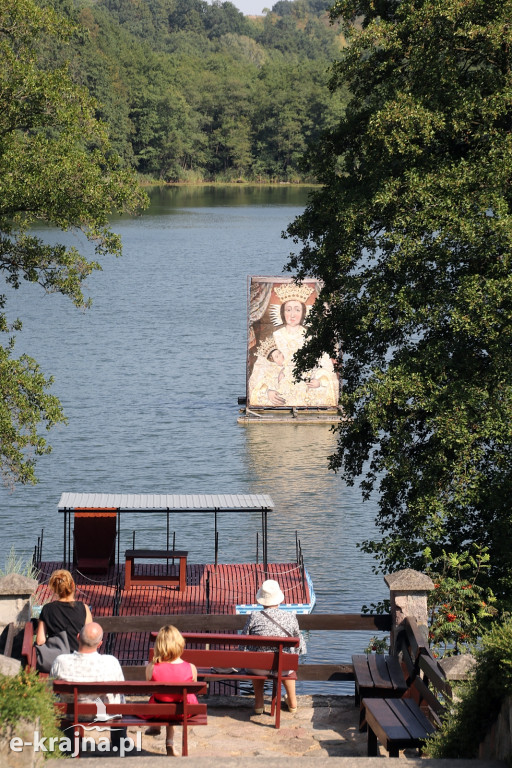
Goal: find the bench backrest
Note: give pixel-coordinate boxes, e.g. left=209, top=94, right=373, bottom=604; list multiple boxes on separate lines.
left=410, top=653, right=452, bottom=726
left=53, top=679, right=208, bottom=720
left=394, top=616, right=452, bottom=725
left=149, top=631, right=300, bottom=672
left=21, top=620, right=37, bottom=672
left=395, top=616, right=428, bottom=682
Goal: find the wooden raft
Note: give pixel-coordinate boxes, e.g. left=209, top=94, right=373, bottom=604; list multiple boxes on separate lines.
left=34, top=561, right=310, bottom=668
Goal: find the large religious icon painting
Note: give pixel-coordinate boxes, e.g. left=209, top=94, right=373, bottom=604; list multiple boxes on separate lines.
left=247, top=276, right=339, bottom=408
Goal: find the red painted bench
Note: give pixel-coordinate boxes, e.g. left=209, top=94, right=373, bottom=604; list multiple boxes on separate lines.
left=150, top=630, right=300, bottom=729
left=53, top=679, right=207, bottom=757
left=21, top=620, right=45, bottom=676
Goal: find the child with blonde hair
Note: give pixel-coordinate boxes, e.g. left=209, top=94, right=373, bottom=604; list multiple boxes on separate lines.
left=145, top=625, right=198, bottom=756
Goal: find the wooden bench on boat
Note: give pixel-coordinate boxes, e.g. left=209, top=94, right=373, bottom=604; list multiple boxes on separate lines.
left=124, top=549, right=188, bottom=591
left=73, top=510, right=117, bottom=574
left=150, top=631, right=300, bottom=729
left=53, top=679, right=207, bottom=757
left=363, top=652, right=452, bottom=757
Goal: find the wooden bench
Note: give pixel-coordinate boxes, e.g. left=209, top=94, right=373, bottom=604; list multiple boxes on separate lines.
left=53, top=679, right=207, bottom=757
left=21, top=620, right=36, bottom=670
left=362, top=652, right=452, bottom=757
left=352, top=615, right=429, bottom=730
left=352, top=654, right=408, bottom=728
left=150, top=631, right=300, bottom=729
left=124, top=549, right=188, bottom=591
left=20, top=619, right=51, bottom=677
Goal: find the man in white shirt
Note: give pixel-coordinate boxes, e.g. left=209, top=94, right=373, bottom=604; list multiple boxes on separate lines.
left=51, top=622, right=126, bottom=753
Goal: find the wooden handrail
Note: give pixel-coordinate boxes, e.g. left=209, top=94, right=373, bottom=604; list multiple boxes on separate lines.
left=97, top=613, right=391, bottom=633
left=22, top=613, right=392, bottom=683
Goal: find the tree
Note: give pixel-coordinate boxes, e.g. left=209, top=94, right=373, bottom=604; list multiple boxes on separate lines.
left=286, top=0, right=512, bottom=606
left=0, top=0, right=147, bottom=486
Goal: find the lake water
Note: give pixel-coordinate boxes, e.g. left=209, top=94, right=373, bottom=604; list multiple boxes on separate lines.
left=0, top=185, right=386, bottom=691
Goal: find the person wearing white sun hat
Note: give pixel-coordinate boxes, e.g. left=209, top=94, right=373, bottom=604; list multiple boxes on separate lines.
left=242, top=579, right=306, bottom=715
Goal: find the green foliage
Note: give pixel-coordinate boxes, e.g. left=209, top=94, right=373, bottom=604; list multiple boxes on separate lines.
left=360, top=548, right=497, bottom=657
left=0, top=670, right=63, bottom=757
left=46, top=0, right=347, bottom=181
left=363, top=635, right=389, bottom=653
left=425, top=546, right=497, bottom=657
left=0, top=546, right=38, bottom=579
left=361, top=598, right=390, bottom=615
left=0, top=0, right=148, bottom=486
left=427, top=617, right=512, bottom=758
left=286, top=0, right=512, bottom=608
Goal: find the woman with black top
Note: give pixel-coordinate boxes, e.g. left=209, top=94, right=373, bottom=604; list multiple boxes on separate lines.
left=36, top=569, right=92, bottom=652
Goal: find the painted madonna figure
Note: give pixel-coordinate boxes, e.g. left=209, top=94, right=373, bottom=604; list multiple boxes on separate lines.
left=248, top=282, right=339, bottom=407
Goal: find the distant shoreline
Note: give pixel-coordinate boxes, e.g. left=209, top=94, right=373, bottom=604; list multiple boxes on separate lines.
left=140, top=180, right=320, bottom=188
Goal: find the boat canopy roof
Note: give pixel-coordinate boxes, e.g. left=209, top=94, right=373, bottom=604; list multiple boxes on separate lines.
left=58, top=492, right=274, bottom=513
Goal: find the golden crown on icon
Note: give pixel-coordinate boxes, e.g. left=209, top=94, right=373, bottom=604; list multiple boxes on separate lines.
left=274, top=282, right=314, bottom=304
left=256, top=335, right=279, bottom=359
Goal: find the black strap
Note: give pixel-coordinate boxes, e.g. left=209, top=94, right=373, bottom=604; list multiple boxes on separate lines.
left=262, top=610, right=293, bottom=637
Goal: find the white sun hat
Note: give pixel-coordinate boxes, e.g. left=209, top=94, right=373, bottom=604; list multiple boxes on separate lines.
left=256, top=579, right=285, bottom=607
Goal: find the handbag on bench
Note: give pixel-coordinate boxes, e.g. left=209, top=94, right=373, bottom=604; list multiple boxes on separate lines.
left=35, top=630, right=70, bottom=673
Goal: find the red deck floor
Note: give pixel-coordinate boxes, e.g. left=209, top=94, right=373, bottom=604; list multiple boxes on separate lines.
left=35, top=561, right=310, bottom=666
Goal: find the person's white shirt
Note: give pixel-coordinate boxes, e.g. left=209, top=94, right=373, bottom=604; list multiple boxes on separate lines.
left=51, top=650, right=124, bottom=704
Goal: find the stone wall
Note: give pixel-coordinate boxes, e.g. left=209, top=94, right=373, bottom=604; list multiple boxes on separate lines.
left=0, top=574, right=37, bottom=632
left=0, top=720, right=44, bottom=768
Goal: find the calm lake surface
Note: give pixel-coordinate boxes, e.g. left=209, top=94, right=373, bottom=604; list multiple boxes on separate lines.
left=0, top=186, right=386, bottom=692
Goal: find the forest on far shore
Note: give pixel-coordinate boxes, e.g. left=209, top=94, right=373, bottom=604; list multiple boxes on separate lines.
left=45, top=0, right=348, bottom=182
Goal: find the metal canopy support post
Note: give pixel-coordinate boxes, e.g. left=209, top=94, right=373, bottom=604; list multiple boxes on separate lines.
left=116, top=510, right=120, bottom=570
left=68, top=511, right=72, bottom=569
left=166, top=511, right=170, bottom=573
left=63, top=509, right=67, bottom=566
left=263, top=509, right=268, bottom=575
left=214, top=510, right=218, bottom=569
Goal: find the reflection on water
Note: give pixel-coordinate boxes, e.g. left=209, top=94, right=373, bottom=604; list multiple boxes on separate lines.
left=143, top=184, right=315, bottom=213
left=243, top=423, right=385, bottom=694
left=243, top=423, right=382, bottom=610
left=0, top=187, right=387, bottom=693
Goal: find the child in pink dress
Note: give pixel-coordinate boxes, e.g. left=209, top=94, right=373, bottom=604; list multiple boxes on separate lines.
left=145, top=625, right=198, bottom=756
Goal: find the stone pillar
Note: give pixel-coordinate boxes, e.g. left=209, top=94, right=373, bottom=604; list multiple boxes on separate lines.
left=384, top=568, right=434, bottom=651
left=0, top=573, right=38, bottom=632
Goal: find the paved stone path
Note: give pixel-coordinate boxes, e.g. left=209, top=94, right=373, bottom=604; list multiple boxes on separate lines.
left=140, top=695, right=367, bottom=759
left=43, top=695, right=507, bottom=767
